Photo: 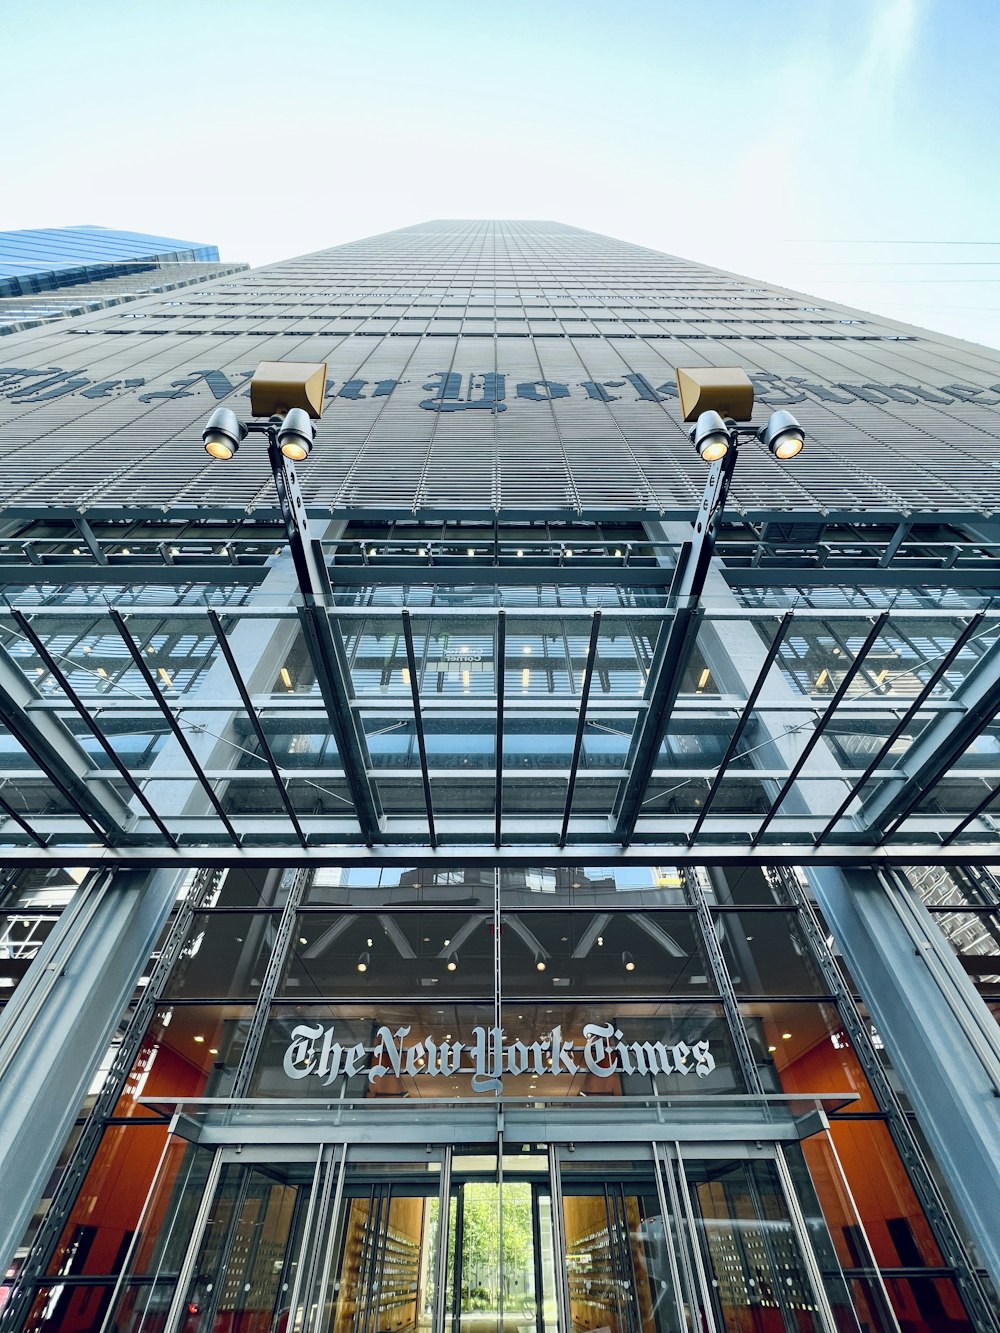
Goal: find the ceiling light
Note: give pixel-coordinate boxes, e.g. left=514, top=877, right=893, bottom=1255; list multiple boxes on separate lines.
left=357, top=951, right=370, bottom=973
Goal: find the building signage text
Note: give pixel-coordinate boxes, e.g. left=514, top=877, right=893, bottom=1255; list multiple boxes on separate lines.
left=282, top=1021, right=716, bottom=1093
left=2, top=365, right=999, bottom=413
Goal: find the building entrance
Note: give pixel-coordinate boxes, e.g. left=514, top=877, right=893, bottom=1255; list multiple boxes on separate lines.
left=107, top=1101, right=871, bottom=1333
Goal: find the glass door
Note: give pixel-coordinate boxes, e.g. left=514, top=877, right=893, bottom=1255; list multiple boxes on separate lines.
left=173, top=1156, right=315, bottom=1333
left=555, top=1144, right=865, bottom=1333
left=447, top=1170, right=559, bottom=1333
left=557, top=1169, right=686, bottom=1333
left=323, top=1178, right=442, bottom=1333
left=107, top=1134, right=873, bottom=1333
left=664, top=1148, right=864, bottom=1333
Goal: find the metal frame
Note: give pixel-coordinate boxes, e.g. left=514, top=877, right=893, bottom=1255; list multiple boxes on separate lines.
left=816, top=612, right=986, bottom=844
left=401, top=609, right=436, bottom=847
left=10, top=606, right=177, bottom=846
left=752, top=612, right=889, bottom=846
left=206, top=608, right=307, bottom=847
left=0, top=640, right=130, bottom=841
left=688, top=611, right=792, bottom=843
left=495, top=610, right=506, bottom=847
left=859, top=633, right=1000, bottom=840
left=108, top=607, right=241, bottom=843
left=559, top=610, right=602, bottom=847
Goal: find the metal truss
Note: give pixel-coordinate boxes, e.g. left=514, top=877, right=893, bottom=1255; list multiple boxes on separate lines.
left=8, top=513, right=1000, bottom=592
left=0, top=598, right=997, bottom=858
left=859, top=633, right=1000, bottom=841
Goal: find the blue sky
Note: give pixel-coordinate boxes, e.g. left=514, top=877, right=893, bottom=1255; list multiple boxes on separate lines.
left=4, top=0, right=1000, bottom=347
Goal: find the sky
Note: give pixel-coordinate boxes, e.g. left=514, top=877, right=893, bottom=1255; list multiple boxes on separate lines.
left=3, top=0, right=1000, bottom=348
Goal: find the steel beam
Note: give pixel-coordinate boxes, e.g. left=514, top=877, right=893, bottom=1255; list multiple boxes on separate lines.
left=942, top=776, right=1000, bottom=845
left=859, top=632, right=1000, bottom=839
left=0, top=841, right=999, bottom=869
left=10, top=608, right=177, bottom=847
left=495, top=610, right=506, bottom=847
left=816, top=613, right=986, bottom=843
left=401, top=609, right=436, bottom=848
left=559, top=612, right=602, bottom=847
left=612, top=604, right=703, bottom=844
left=687, top=612, right=792, bottom=844
left=808, top=864, right=1000, bottom=1296
left=108, top=609, right=241, bottom=844
left=0, top=640, right=133, bottom=840
left=206, top=609, right=307, bottom=848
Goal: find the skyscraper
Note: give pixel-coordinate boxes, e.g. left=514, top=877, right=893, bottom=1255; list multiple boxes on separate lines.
left=0, top=225, right=246, bottom=336
left=1, top=221, right=999, bottom=1333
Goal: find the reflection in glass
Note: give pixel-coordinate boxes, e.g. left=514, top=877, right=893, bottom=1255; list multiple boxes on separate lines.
left=687, top=1157, right=830, bottom=1333
left=563, top=1179, right=682, bottom=1333
left=745, top=1000, right=877, bottom=1107
left=177, top=1160, right=313, bottom=1333
left=715, top=911, right=830, bottom=996
left=162, top=912, right=276, bottom=999
left=280, top=913, right=493, bottom=998
left=326, top=1183, right=440, bottom=1333
left=500, top=911, right=715, bottom=997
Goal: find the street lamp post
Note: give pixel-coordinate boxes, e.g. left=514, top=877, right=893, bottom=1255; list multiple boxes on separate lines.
left=671, top=368, right=805, bottom=602
left=613, top=369, right=807, bottom=841
left=200, top=361, right=382, bottom=844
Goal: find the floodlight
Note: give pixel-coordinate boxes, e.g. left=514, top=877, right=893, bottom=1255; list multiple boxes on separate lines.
left=202, top=407, right=246, bottom=461
left=690, top=410, right=731, bottom=462
left=277, top=407, right=316, bottom=462
left=760, top=410, right=805, bottom=460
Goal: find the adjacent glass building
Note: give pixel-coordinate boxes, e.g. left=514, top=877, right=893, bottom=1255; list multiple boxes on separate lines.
left=0, top=221, right=999, bottom=1333
left=0, top=226, right=245, bottom=335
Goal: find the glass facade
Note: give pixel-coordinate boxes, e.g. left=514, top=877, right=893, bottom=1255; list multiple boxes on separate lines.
left=0, top=865, right=977, bottom=1333
left=1, top=222, right=1000, bottom=1333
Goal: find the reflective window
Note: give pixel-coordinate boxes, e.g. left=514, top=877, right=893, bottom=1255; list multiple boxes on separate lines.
left=162, top=913, right=276, bottom=1000
left=500, top=910, right=714, bottom=996
left=280, top=912, right=493, bottom=998
left=714, top=910, right=830, bottom=995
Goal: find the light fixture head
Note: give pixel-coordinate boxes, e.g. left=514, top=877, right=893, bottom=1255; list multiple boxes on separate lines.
left=759, top=409, right=805, bottom=460
left=689, top=409, right=731, bottom=463
left=622, top=951, right=636, bottom=973
left=446, top=952, right=458, bottom=972
left=202, top=407, right=247, bottom=461
left=277, top=407, right=316, bottom=461
left=356, top=950, right=370, bottom=974
left=535, top=953, right=547, bottom=973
